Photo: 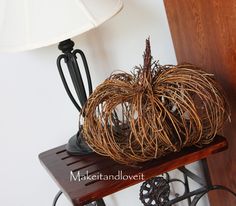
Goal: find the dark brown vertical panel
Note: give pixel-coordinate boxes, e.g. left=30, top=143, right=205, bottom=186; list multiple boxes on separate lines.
left=164, top=0, right=236, bottom=205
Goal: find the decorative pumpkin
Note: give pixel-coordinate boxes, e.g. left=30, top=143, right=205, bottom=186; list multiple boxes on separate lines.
left=82, top=39, right=230, bottom=165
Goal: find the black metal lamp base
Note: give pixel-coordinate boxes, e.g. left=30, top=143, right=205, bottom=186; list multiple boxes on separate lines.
left=57, top=39, right=94, bottom=156
left=66, top=129, right=93, bottom=155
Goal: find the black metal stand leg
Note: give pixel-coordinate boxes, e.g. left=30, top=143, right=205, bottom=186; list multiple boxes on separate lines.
left=52, top=190, right=63, bottom=206
left=183, top=171, right=192, bottom=205
left=200, top=159, right=212, bottom=186
left=96, top=199, right=106, bottom=206
left=52, top=190, right=106, bottom=206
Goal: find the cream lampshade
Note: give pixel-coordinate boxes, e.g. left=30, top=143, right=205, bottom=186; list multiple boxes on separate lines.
left=0, top=0, right=124, bottom=156
left=0, top=0, right=123, bottom=52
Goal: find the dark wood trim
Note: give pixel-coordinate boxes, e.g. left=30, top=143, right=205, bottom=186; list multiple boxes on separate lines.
left=164, top=1, right=236, bottom=205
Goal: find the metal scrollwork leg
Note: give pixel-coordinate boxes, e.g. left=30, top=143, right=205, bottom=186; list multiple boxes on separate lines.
left=52, top=190, right=106, bottom=206
left=183, top=172, right=191, bottom=205
left=139, top=176, right=170, bottom=206
left=52, top=191, right=63, bottom=206
left=139, top=159, right=236, bottom=206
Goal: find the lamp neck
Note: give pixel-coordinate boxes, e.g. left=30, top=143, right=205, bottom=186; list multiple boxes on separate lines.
left=57, top=39, right=93, bottom=112
left=58, top=39, right=75, bottom=54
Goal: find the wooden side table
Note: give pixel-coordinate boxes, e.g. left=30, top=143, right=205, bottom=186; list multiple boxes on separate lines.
left=39, top=135, right=236, bottom=206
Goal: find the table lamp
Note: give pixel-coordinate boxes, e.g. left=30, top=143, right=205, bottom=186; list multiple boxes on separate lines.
left=0, top=0, right=123, bottom=155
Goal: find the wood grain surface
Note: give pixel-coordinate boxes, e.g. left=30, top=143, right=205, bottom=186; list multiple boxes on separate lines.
left=39, top=135, right=227, bottom=206
left=164, top=0, right=236, bottom=205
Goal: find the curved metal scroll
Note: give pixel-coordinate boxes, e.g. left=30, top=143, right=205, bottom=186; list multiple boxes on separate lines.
left=57, top=40, right=93, bottom=113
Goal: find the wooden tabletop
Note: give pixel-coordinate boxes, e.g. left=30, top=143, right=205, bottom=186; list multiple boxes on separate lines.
left=39, top=135, right=227, bottom=206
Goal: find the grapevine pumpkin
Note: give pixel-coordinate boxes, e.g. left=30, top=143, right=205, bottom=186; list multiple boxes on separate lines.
left=81, top=39, right=230, bottom=165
